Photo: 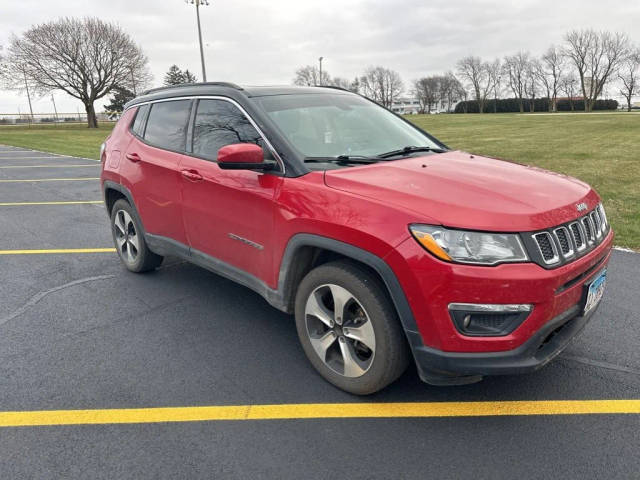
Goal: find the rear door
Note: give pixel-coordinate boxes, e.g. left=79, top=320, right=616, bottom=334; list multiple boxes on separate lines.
left=179, top=98, right=282, bottom=283
left=121, top=99, right=193, bottom=245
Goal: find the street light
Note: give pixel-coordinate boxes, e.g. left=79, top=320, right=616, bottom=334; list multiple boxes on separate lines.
left=186, top=0, right=209, bottom=82
left=318, top=56, right=323, bottom=86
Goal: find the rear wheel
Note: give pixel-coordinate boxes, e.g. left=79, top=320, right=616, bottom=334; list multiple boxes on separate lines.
left=295, top=261, right=409, bottom=395
left=110, top=199, right=163, bottom=272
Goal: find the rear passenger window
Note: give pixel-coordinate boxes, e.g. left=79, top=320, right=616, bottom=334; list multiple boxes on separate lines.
left=192, top=99, right=272, bottom=161
left=144, top=100, right=192, bottom=152
left=130, top=104, right=149, bottom=137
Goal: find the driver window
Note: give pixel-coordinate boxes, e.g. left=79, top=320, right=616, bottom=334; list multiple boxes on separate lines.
left=192, top=99, right=273, bottom=161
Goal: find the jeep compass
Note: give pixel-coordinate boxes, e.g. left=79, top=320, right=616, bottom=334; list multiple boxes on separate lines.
left=100, top=83, right=612, bottom=394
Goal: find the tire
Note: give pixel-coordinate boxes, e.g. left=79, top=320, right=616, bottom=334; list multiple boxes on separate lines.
left=295, top=260, right=410, bottom=395
left=110, top=199, right=163, bottom=272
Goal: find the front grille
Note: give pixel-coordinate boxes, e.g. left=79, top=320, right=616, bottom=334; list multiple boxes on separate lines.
left=570, top=222, right=585, bottom=250
left=591, top=210, right=602, bottom=238
left=533, top=232, right=558, bottom=263
left=554, top=227, right=572, bottom=256
left=582, top=217, right=594, bottom=243
left=527, top=204, right=609, bottom=268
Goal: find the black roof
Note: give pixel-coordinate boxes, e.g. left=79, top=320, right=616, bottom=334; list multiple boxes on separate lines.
left=123, top=83, right=352, bottom=110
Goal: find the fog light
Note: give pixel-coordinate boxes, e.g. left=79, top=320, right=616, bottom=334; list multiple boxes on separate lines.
left=448, top=303, right=533, bottom=337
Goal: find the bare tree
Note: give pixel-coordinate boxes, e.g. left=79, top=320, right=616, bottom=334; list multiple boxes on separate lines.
left=532, top=58, right=552, bottom=111
left=293, top=65, right=331, bottom=86
left=359, top=66, right=404, bottom=108
left=536, top=45, right=565, bottom=112
left=3, top=17, right=149, bottom=128
left=331, top=77, right=352, bottom=90
left=503, top=52, right=530, bottom=112
left=560, top=74, right=579, bottom=111
left=524, top=61, right=539, bottom=112
left=456, top=56, right=492, bottom=113
left=564, top=29, right=630, bottom=111
left=444, top=73, right=466, bottom=112
left=618, top=48, right=640, bottom=112
left=487, top=58, right=502, bottom=113
left=413, top=76, right=440, bottom=113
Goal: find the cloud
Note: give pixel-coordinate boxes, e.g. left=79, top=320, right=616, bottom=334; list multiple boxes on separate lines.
left=0, top=0, right=637, bottom=112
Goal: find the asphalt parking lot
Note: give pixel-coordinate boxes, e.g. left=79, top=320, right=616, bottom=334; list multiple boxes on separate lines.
left=0, top=145, right=638, bottom=479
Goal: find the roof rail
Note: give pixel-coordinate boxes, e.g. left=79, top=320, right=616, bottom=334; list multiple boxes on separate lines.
left=142, top=82, right=243, bottom=95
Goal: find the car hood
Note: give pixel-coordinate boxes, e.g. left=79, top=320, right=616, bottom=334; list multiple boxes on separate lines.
left=323, top=151, right=600, bottom=232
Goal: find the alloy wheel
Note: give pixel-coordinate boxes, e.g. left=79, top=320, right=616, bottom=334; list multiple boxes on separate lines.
left=113, top=209, right=139, bottom=264
left=304, top=284, right=376, bottom=377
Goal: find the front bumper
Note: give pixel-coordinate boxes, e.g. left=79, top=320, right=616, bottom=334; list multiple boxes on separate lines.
left=386, top=229, right=613, bottom=385
left=408, top=301, right=599, bottom=385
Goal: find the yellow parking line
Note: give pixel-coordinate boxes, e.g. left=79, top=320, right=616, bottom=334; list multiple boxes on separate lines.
left=0, top=248, right=115, bottom=255
left=0, top=178, right=100, bottom=183
left=0, top=400, right=638, bottom=427
left=0, top=164, right=99, bottom=169
left=0, top=201, right=102, bottom=206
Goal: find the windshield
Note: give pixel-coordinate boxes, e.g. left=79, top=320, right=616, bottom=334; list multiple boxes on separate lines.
left=253, top=93, right=443, bottom=163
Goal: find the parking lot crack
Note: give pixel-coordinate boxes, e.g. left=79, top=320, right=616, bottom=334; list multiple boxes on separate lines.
left=0, top=275, right=115, bottom=327
left=560, top=354, right=640, bottom=377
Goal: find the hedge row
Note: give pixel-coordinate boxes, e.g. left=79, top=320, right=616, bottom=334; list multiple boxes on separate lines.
left=454, top=98, right=618, bottom=113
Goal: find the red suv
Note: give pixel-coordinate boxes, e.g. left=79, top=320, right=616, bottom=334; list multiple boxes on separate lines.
left=100, top=83, right=612, bottom=394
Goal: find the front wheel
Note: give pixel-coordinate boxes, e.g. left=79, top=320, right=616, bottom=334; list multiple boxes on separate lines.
left=294, top=261, right=409, bottom=395
left=110, top=199, right=163, bottom=272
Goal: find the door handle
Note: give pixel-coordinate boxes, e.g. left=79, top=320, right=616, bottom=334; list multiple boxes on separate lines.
left=181, top=169, right=203, bottom=182
left=125, top=152, right=141, bottom=163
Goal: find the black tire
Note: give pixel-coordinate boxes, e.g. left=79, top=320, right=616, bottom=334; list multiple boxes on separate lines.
left=295, top=260, right=410, bottom=395
left=110, top=198, right=163, bottom=273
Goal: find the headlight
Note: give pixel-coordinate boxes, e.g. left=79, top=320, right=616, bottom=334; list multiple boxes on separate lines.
left=99, top=142, right=106, bottom=162
left=409, top=225, right=529, bottom=265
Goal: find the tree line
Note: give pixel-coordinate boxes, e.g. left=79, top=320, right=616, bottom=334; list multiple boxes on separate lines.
left=294, top=29, right=640, bottom=114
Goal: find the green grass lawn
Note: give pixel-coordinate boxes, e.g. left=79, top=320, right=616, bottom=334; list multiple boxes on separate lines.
left=0, top=114, right=638, bottom=248
left=0, top=122, right=114, bottom=159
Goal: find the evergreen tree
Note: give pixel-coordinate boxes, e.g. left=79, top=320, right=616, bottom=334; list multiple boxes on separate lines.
left=103, top=87, right=135, bottom=119
left=183, top=69, right=198, bottom=83
left=164, top=65, right=185, bottom=86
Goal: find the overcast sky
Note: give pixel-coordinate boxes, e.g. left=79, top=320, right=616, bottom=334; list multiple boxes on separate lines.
left=0, top=0, right=638, bottom=114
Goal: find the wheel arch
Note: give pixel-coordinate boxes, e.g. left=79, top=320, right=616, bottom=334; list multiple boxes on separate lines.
left=276, top=234, right=418, bottom=333
left=102, top=181, right=147, bottom=236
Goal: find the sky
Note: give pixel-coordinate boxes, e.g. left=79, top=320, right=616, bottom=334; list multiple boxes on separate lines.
left=0, top=0, right=638, bottom=114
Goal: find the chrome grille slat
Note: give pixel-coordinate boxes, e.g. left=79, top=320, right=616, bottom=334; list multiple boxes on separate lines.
left=569, top=222, right=586, bottom=252
left=533, top=232, right=559, bottom=264
left=553, top=227, right=574, bottom=258
left=531, top=204, right=608, bottom=268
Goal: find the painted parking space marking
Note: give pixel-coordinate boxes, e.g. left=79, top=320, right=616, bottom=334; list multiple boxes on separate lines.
left=0, top=177, right=100, bottom=183
left=0, top=248, right=115, bottom=255
left=0, top=400, right=638, bottom=428
left=0, top=156, right=69, bottom=160
left=0, top=201, right=102, bottom=206
left=0, top=164, right=99, bottom=169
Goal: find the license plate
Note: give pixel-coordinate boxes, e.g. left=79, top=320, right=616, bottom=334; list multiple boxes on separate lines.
left=583, top=269, right=607, bottom=315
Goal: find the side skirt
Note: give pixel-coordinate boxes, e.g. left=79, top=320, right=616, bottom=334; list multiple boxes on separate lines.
left=144, top=233, right=287, bottom=312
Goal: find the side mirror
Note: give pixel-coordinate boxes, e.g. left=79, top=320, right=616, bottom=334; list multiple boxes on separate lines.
left=217, top=143, right=274, bottom=171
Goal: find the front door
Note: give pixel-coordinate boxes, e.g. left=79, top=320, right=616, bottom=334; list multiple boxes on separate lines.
left=179, top=98, right=282, bottom=283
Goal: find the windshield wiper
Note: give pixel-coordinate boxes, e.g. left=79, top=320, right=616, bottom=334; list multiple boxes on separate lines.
left=304, top=155, right=382, bottom=165
left=377, top=146, right=446, bottom=159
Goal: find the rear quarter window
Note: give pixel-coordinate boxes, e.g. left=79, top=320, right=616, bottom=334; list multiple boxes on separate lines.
left=143, top=100, right=192, bottom=152
left=130, top=104, right=150, bottom=137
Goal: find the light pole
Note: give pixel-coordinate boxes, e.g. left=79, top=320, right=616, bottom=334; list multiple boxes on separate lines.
left=186, top=0, right=209, bottom=82
left=318, top=56, right=323, bottom=86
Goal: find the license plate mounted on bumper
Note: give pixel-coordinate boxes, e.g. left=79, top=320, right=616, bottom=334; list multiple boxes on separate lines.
left=582, top=269, right=607, bottom=316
